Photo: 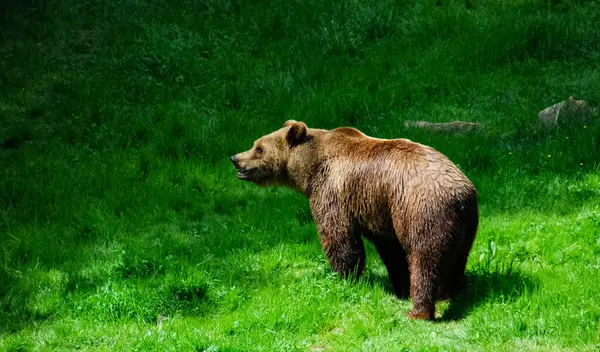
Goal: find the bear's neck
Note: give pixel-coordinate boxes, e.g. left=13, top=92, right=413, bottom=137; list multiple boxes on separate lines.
left=285, top=143, right=326, bottom=197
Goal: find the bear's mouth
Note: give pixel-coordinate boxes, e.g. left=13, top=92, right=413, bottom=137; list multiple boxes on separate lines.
left=236, top=168, right=256, bottom=180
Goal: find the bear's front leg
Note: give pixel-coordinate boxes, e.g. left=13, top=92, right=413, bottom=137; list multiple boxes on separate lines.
left=310, top=197, right=365, bottom=279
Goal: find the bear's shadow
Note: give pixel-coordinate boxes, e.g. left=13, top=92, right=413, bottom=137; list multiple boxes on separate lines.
left=369, top=266, right=538, bottom=321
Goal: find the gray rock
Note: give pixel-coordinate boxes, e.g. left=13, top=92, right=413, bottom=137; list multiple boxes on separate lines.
left=403, top=120, right=483, bottom=133
left=538, top=96, right=596, bottom=128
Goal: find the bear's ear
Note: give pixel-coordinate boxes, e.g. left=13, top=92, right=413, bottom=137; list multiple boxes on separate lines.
left=283, top=120, right=298, bottom=128
left=285, top=120, right=307, bottom=147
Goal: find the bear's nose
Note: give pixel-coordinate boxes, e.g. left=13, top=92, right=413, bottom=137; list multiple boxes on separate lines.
left=230, top=155, right=238, bottom=166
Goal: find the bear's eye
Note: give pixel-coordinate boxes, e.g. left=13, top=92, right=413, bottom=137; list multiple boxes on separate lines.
left=255, top=146, right=264, bottom=155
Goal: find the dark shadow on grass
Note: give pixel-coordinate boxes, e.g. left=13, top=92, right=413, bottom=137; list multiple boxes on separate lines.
left=368, top=263, right=538, bottom=321
left=441, top=266, right=538, bottom=321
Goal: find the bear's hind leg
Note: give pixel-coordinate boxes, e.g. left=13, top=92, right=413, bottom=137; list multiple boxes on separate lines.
left=371, top=238, right=410, bottom=298
left=440, top=253, right=468, bottom=300
left=442, top=233, right=473, bottom=299
left=407, top=252, right=440, bottom=321
left=440, top=210, right=478, bottom=300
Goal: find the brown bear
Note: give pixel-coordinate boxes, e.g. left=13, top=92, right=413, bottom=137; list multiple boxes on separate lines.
left=230, top=120, right=478, bottom=320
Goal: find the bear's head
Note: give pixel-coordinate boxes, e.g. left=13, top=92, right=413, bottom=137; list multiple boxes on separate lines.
left=230, top=120, right=308, bottom=186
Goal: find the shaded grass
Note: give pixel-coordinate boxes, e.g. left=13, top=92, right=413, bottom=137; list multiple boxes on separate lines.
left=1, top=0, right=600, bottom=350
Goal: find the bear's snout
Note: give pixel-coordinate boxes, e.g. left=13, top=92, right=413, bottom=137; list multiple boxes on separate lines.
left=230, top=155, right=239, bottom=167
left=231, top=154, right=255, bottom=181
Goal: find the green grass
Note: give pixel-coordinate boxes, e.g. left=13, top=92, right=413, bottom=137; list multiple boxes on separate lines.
left=1, top=0, right=600, bottom=350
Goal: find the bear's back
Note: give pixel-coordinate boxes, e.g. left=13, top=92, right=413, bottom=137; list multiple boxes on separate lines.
left=319, top=127, right=474, bottom=198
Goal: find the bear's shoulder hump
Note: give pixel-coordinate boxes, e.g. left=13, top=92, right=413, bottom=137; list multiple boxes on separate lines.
left=330, top=127, right=365, bottom=138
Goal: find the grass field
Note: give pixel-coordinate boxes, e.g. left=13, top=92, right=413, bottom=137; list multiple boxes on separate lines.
left=1, top=0, right=600, bottom=350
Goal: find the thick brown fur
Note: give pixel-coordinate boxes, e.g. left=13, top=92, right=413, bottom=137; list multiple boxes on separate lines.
left=231, top=120, right=479, bottom=321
